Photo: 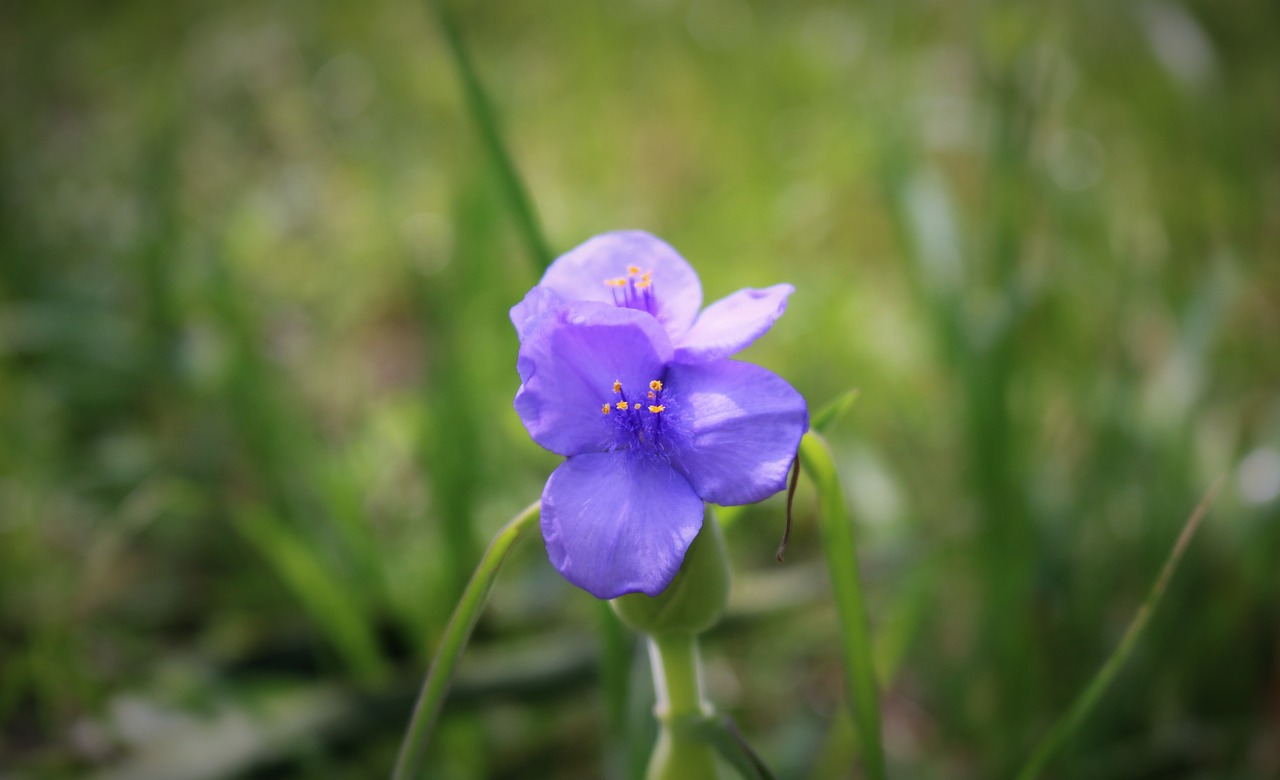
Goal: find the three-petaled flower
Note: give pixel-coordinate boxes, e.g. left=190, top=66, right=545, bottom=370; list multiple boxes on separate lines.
left=512, top=231, right=808, bottom=599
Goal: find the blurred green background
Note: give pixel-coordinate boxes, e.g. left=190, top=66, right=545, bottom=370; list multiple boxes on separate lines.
left=2, top=0, right=1278, bottom=777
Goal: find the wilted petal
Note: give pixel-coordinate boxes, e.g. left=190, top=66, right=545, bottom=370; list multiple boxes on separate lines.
left=539, top=231, right=703, bottom=341
left=666, top=360, right=808, bottom=506
left=673, top=284, right=794, bottom=363
left=541, top=452, right=704, bottom=599
left=515, top=302, right=673, bottom=456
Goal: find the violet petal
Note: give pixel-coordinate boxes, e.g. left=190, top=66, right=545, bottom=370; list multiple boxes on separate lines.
left=667, top=359, right=808, bottom=506
left=509, top=285, right=564, bottom=342
left=538, top=231, right=703, bottom=341
left=515, top=302, right=673, bottom=456
left=541, top=452, right=704, bottom=599
left=673, top=284, right=794, bottom=364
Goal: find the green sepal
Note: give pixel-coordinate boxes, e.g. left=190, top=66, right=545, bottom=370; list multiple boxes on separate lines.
left=611, top=511, right=730, bottom=637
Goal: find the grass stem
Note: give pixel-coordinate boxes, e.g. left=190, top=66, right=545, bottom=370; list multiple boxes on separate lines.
left=428, top=0, right=554, bottom=271
left=1013, top=476, right=1226, bottom=780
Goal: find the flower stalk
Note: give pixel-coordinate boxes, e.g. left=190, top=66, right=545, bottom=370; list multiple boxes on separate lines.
left=392, top=501, right=541, bottom=780
left=646, top=634, right=720, bottom=780
left=613, top=516, right=732, bottom=779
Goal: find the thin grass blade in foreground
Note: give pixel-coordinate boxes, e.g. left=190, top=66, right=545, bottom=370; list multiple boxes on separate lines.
left=428, top=0, right=553, bottom=271
left=596, top=602, right=632, bottom=779
left=1014, top=476, right=1226, bottom=780
left=810, top=389, right=859, bottom=435
left=235, top=504, right=389, bottom=687
left=799, top=432, right=886, bottom=780
left=392, top=501, right=541, bottom=780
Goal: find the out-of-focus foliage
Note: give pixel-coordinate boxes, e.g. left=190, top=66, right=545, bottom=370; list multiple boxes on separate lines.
left=1, top=0, right=1277, bottom=777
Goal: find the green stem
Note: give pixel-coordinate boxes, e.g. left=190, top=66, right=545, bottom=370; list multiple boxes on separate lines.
left=650, top=634, right=710, bottom=719
left=392, top=500, right=541, bottom=780
left=646, top=634, right=719, bottom=780
left=428, top=0, right=554, bottom=271
left=1013, top=477, right=1224, bottom=780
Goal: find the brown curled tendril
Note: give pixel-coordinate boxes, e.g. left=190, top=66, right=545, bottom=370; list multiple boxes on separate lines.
left=776, top=454, right=800, bottom=562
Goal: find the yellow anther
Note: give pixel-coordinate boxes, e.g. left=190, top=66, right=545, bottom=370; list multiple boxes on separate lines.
left=602, top=403, right=611, bottom=415
left=635, top=279, right=651, bottom=289
left=648, top=405, right=665, bottom=414
left=641, top=271, right=652, bottom=282
left=647, top=391, right=655, bottom=399
left=617, top=401, right=629, bottom=410
left=649, top=380, right=663, bottom=391
left=612, top=380, right=622, bottom=394
left=627, top=265, right=641, bottom=275
left=605, top=278, right=627, bottom=287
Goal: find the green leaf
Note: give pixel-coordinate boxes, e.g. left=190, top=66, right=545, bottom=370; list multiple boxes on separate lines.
left=428, top=0, right=553, bottom=272
left=798, top=432, right=886, bottom=780
left=811, top=389, right=859, bottom=434
left=234, top=504, right=388, bottom=687
left=597, top=602, right=633, bottom=780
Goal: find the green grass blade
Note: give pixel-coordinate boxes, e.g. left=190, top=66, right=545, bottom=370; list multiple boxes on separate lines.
left=1014, top=476, right=1226, bottom=780
left=597, top=601, right=633, bottom=779
left=811, top=389, right=859, bottom=435
left=428, top=0, right=553, bottom=271
left=234, top=504, right=388, bottom=687
left=798, top=432, right=886, bottom=780
left=392, top=500, right=541, bottom=780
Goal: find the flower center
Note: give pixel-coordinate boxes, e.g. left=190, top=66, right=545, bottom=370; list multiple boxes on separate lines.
left=604, top=265, right=656, bottom=314
left=600, top=378, right=674, bottom=454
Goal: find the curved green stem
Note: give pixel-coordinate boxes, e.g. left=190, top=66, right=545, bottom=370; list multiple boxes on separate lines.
left=799, top=432, right=886, bottom=780
left=392, top=500, right=540, bottom=780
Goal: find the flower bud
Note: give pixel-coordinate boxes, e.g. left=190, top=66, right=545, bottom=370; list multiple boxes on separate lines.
left=611, top=512, right=730, bottom=637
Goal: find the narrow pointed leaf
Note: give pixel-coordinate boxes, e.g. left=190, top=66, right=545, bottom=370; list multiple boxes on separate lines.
left=799, top=432, right=886, bottom=780
left=428, top=0, right=552, bottom=271
left=811, top=389, right=859, bottom=434
left=234, top=504, right=388, bottom=687
left=1014, top=477, right=1225, bottom=780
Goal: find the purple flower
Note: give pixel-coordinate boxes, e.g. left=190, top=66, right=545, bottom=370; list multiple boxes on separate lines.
left=515, top=299, right=808, bottom=599
left=511, top=230, right=795, bottom=364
